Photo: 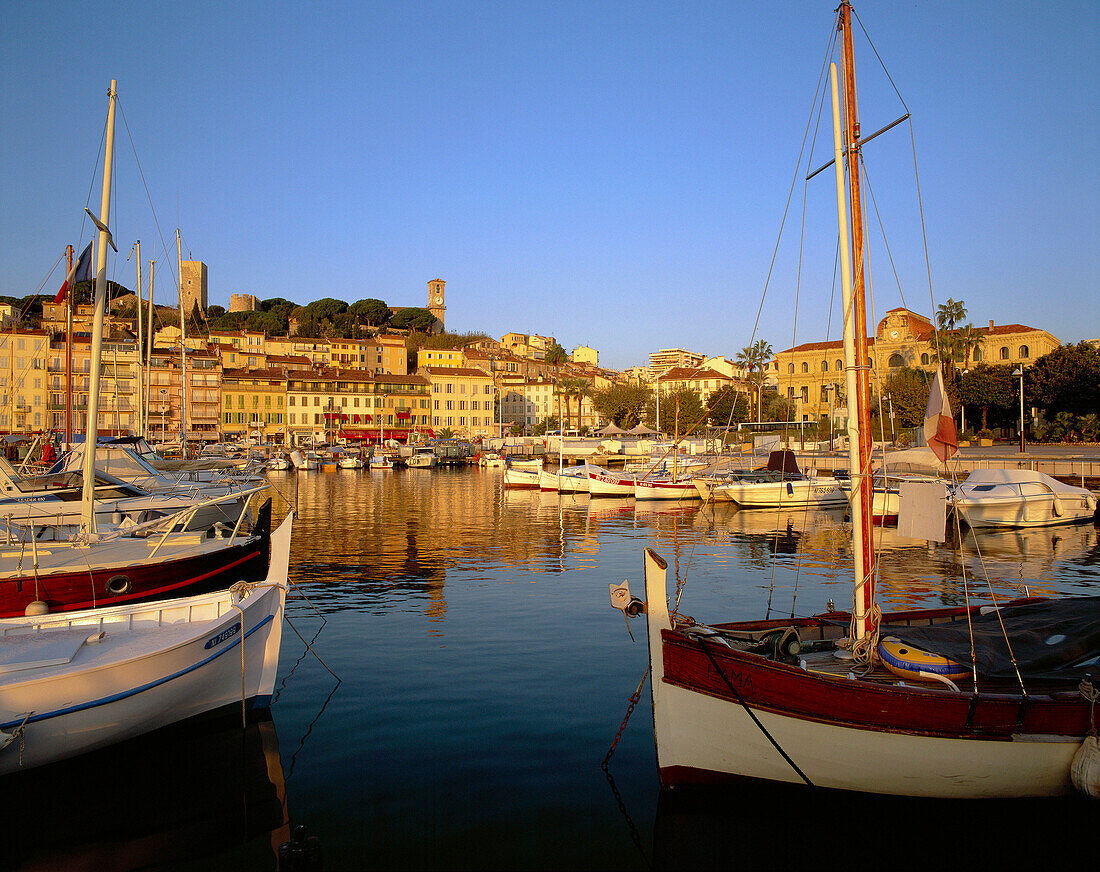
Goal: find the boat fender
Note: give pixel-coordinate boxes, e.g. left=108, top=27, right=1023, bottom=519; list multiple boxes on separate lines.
left=105, top=574, right=132, bottom=596
left=24, top=600, right=48, bottom=616
left=1052, top=497, right=1064, bottom=518
left=1071, top=736, right=1100, bottom=798
left=1072, top=677, right=1100, bottom=798
left=1086, top=494, right=1097, bottom=514
left=878, top=637, right=969, bottom=682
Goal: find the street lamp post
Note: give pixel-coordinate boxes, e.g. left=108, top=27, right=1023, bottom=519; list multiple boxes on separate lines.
left=1013, top=367, right=1025, bottom=453
left=960, top=369, right=968, bottom=436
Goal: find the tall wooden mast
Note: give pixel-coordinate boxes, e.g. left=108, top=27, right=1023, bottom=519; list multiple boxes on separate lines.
left=79, top=79, right=118, bottom=535
left=837, top=1, right=877, bottom=639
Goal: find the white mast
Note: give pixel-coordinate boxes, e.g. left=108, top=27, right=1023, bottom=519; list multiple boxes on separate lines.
left=176, top=229, right=187, bottom=454
left=134, top=239, right=144, bottom=437
left=79, top=80, right=118, bottom=535
left=145, top=259, right=155, bottom=437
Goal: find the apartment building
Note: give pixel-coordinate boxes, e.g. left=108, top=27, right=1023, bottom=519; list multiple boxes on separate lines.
left=570, top=345, right=598, bottom=366
left=221, top=369, right=287, bottom=443
left=648, top=348, right=705, bottom=377
left=266, top=337, right=331, bottom=368
left=44, top=334, right=138, bottom=438
left=501, top=332, right=556, bottom=361
left=1, top=329, right=50, bottom=435
left=285, top=370, right=431, bottom=445
left=421, top=366, right=496, bottom=438
left=499, top=377, right=556, bottom=430
left=657, top=366, right=743, bottom=397
left=417, top=347, right=465, bottom=370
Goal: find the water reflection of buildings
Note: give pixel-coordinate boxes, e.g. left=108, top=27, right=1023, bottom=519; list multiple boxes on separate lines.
left=5, top=712, right=291, bottom=870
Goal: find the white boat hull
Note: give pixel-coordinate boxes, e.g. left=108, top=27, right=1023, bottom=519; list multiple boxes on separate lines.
left=715, top=477, right=845, bottom=508
left=503, top=468, right=539, bottom=488
left=0, top=514, right=293, bottom=774
left=634, top=479, right=700, bottom=501
left=651, top=677, right=1079, bottom=797
left=538, top=468, right=590, bottom=493
left=643, top=549, right=1082, bottom=798
left=587, top=471, right=636, bottom=497
left=951, top=470, right=1097, bottom=529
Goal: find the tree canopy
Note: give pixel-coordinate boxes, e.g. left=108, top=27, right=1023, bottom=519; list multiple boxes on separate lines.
left=588, top=382, right=650, bottom=429
left=1026, top=342, right=1100, bottom=418
left=390, top=307, right=437, bottom=333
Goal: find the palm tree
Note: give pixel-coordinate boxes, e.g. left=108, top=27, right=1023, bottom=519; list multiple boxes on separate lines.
left=736, top=339, right=773, bottom=422
left=936, top=298, right=967, bottom=332
left=957, top=323, right=983, bottom=370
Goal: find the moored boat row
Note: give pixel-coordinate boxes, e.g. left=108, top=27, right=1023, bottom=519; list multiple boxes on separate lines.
left=1, top=82, right=295, bottom=778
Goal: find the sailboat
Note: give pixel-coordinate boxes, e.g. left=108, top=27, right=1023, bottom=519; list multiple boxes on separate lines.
left=0, top=81, right=275, bottom=618
left=0, top=80, right=294, bottom=774
left=615, top=5, right=1100, bottom=798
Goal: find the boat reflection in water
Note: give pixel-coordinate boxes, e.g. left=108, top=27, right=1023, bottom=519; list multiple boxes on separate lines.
left=4, top=710, right=291, bottom=871
left=651, top=782, right=1095, bottom=871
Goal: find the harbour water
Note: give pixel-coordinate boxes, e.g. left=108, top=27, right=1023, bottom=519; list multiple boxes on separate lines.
left=6, top=466, right=1099, bottom=870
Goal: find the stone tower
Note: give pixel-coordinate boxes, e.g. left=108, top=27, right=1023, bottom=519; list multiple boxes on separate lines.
left=427, top=278, right=445, bottom=331
left=180, top=261, right=208, bottom=316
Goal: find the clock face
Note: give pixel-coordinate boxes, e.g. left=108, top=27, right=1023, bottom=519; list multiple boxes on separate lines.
left=434, top=295, right=443, bottom=305
left=890, top=330, right=898, bottom=338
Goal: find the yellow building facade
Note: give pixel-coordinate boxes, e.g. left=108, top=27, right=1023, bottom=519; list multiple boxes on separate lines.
left=422, top=366, right=496, bottom=437
left=221, top=369, right=287, bottom=443
left=771, top=308, right=1060, bottom=422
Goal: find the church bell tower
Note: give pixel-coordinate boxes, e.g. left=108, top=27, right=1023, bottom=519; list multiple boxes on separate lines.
left=427, top=278, right=446, bottom=331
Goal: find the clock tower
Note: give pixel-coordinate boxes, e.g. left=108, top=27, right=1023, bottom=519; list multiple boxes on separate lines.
left=427, top=278, right=446, bottom=332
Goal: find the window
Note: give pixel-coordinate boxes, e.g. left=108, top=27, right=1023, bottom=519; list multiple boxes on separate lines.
left=1000, top=346, right=1010, bottom=360
left=920, top=353, right=930, bottom=365
left=801, top=362, right=809, bottom=373
left=973, top=348, right=982, bottom=362
left=888, top=353, right=905, bottom=368
left=835, top=359, right=843, bottom=372
left=821, top=360, right=828, bottom=372
left=1019, top=345, right=1029, bottom=359
left=787, top=364, right=795, bottom=374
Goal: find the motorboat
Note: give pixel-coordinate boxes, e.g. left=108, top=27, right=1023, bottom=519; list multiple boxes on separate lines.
left=406, top=447, right=438, bottom=469
left=369, top=451, right=396, bottom=470
left=290, top=450, right=321, bottom=471
left=837, top=447, right=955, bottom=523
left=951, top=469, right=1098, bottom=529
left=266, top=455, right=292, bottom=472
left=337, top=450, right=365, bottom=469
left=0, top=511, right=293, bottom=774
left=0, top=467, right=254, bottom=532
left=711, top=450, right=845, bottom=508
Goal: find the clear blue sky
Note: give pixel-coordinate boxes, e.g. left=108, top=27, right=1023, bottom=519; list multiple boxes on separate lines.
left=2, top=1, right=1096, bottom=371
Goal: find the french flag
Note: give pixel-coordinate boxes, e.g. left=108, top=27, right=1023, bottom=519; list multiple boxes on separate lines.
left=923, top=367, right=958, bottom=462
left=54, top=241, right=94, bottom=304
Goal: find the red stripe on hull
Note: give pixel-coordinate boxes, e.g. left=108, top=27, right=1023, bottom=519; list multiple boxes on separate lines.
left=0, top=541, right=269, bottom=618
left=661, top=617, right=1090, bottom=740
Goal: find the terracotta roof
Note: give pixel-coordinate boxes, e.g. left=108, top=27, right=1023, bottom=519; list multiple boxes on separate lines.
left=421, top=366, right=492, bottom=377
